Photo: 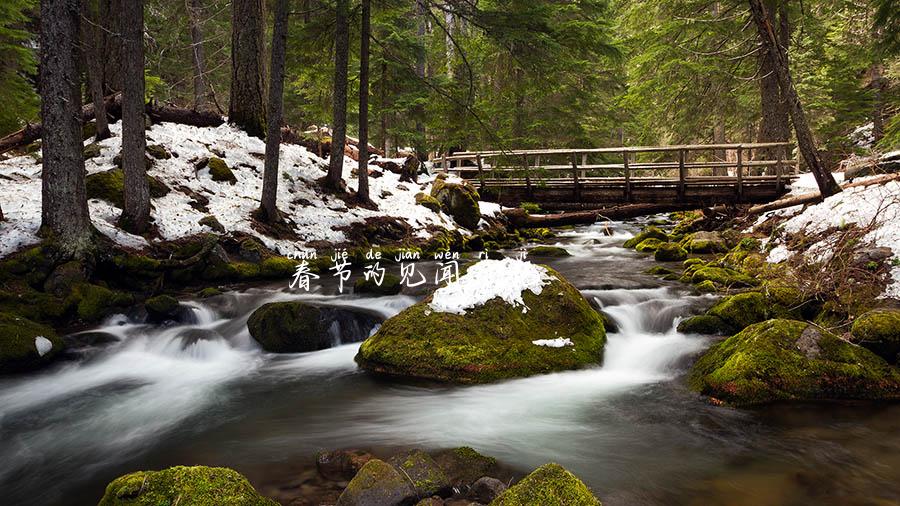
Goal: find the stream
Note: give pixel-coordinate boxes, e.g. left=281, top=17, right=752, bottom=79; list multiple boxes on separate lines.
left=1, top=221, right=899, bottom=506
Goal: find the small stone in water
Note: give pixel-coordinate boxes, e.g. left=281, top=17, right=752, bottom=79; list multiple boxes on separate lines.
left=34, top=336, right=53, bottom=357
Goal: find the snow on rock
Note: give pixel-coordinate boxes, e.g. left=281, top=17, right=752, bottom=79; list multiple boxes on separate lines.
left=34, top=336, right=53, bottom=356
left=753, top=172, right=900, bottom=297
left=0, top=121, right=473, bottom=259
left=428, top=258, right=552, bottom=315
left=532, top=338, right=574, bottom=348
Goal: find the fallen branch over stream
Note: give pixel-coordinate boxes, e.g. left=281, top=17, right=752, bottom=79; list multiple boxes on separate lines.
left=748, top=172, right=900, bottom=215
left=503, top=203, right=704, bottom=228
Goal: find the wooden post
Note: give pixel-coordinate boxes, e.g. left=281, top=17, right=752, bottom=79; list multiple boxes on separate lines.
left=572, top=153, right=581, bottom=201
left=678, top=149, right=686, bottom=201
left=775, top=145, right=784, bottom=194
left=581, top=153, right=587, bottom=178
left=523, top=154, right=532, bottom=198
left=736, top=146, right=744, bottom=201
left=623, top=150, right=631, bottom=202
left=476, top=154, right=485, bottom=191
left=441, top=151, right=448, bottom=174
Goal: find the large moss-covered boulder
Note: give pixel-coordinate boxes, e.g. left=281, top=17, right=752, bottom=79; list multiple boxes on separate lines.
left=98, top=466, right=275, bottom=506
left=706, top=291, right=796, bottom=335
left=355, top=259, right=606, bottom=383
left=248, top=301, right=380, bottom=352
left=677, top=314, right=729, bottom=335
left=69, top=283, right=134, bottom=322
left=0, top=312, right=63, bottom=373
left=388, top=450, right=451, bottom=498
left=527, top=246, right=571, bottom=258
left=432, top=446, right=499, bottom=488
left=681, top=231, right=727, bottom=253
left=430, top=177, right=481, bottom=229
left=623, top=226, right=668, bottom=248
left=86, top=168, right=170, bottom=207
left=850, top=309, right=900, bottom=363
left=654, top=242, right=687, bottom=262
left=335, top=459, right=416, bottom=506
left=689, top=319, right=900, bottom=406
left=688, top=265, right=757, bottom=288
left=634, top=238, right=664, bottom=252
left=208, top=157, right=237, bottom=184
left=490, top=463, right=600, bottom=506
left=415, top=192, right=442, bottom=213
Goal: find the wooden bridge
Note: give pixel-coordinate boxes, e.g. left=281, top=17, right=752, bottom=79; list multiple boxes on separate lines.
left=435, top=142, right=799, bottom=210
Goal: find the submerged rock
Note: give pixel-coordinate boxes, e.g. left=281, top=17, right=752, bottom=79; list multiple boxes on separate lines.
left=317, top=449, right=375, bottom=481
left=489, top=463, right=600, bottom=506
left=470, top=477, right=508, bottom=503
left=98, top=465, right=275, bottom=506
left=335, top=459, right=417, bottom=506
left=0, top=312, right=63, bottom=373
left=527, top=246, right=571, bottom=258
left=430, top=176, right=481, bottom=229
left=248, top=301, right=381, bottom=352
left=850, top=309, right=900, bottom=364
left=355, top=260, right=606, bottom=383
left=690, top=319, right=900, bottom=405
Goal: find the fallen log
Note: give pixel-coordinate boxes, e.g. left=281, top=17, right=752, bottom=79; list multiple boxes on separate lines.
left=748, top=172, right=900, bottom=215
left=0, top=94, right=224, bottom=155
left=503, top=203, right=701, bottom=228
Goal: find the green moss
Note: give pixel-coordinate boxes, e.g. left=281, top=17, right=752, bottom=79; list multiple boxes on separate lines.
left=355, top=273, right=402, bottom=295
left=677, top=314, right=728, bottom=335
left=695, top=280, right=717, bottom=293
left=683, top=257, right=704, bottom=268
left=388, top=450, right=450, bottom=498
left=689, top=319, right=900, bottom=406
left=146, top=144, right=171, bottom=159
left=527, top=246, right=571, bottom=258
left=690, top=266, right=757, bottom=288
left=247, top=302, right=332, bottom=352
left=432, top=446, right=499, bottom=487
left=707, top=291, right=797, bottom=334
left=145, top=295, right=179, bottom=318
left=623, top=226, right=668, bottom=248
left=681, top=231, right=727, bottom=254
left=86, top=168, right=170, bottom=207
left=654, top=242, right=688, bottom=262
left=520, top=202, right=542, bottom=214
left=519, top=227, right=555, bottom=242
left=208, top=157, right=237, bottom=184
left=645, top=266, right=675, bottom=276
left=198, top=215, right=225, bottom=233
left=336, top=459, right=415, bottom=506
left=70, top=283, right=134, bottom=322
left=356, top=266, right=606, bottom=383
left=634, top=238, right=664, bottom=252
left=415, top=192, right=442, bottom=212
left=260, top=256, right=298, bottom=279
left=490, top=463, right=600, bottom=506
left=202, top=261, right=260, bottom=281
left=98, top=466, right=276, bottom=506
left=850, top=309, right=900, bottom=363
left=430, top=178, right=481, bottom=229
left=197, top=287, right=223, bottom=298
left=0, top=312, right=63, bottom=373
left=83, top=142, right=102, bottom=159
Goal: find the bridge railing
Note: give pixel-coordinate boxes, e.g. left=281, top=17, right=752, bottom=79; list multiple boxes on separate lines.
left=434, top=142, right=798, bottom=201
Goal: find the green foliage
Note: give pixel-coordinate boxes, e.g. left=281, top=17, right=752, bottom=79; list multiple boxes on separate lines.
left=0, top=0, right=37, bottom=136
left=98, top=466, right=276, bottom=506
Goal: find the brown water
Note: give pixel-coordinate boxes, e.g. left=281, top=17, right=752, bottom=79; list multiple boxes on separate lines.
left=1, top=221, right=899, bottom=506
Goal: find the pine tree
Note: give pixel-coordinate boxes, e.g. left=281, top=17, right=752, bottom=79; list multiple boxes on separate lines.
left=326, top=0, right=350, bottom=190
left=82, top=0, right=109, bottom=140
left=357, top=0, right=373, bottom=205
left=185, top=0, right=216, bottom=112
left=120, top=0, right=150, bottom=232
left=39, top=0, right=94, bottom=256
left=229, top=0, right=266, bottom=137
left=260, top=0, right=289, bottom=222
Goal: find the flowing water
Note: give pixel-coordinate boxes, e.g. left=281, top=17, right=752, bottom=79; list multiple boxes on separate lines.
left=2, top=221, right=900, bottom=506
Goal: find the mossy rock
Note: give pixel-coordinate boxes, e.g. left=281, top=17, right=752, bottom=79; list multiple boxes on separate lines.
left=654, top=242, right=688, bottom=262
left=146, top=144, right=171, bottom=160
left=850, top=309, right=900, bottom=363
left=490, top=463, right=600, bottom=506
left=43, top=260, right=87, bottom=297
left=69, top=283, right=134, bottom=322
left=689, top=319, right=900, bottom=406
left=706, top=291, right=797, bottom=335
left=202, top=260, right=260, bottom=281
left=208, top=157, right=237, bottom=184
left=645, top=265, right=675, bottom=276
left=145, top=294, right=179, bottom=321
left=0, top=312, right=63, bottom=373
left=355, top=273, right=402, bottom=295
left=695, top=280, right=717, bottom=293
left=598, top=310, right=619, bottom=333
left=83, top=142, right=102, bottom=159
left=86, top=168, right=170, bottom=207
left=683, top=257, right=705, bottom=268
left=198, top=215, right=225, bottom=233
left=677, top=314, right=728, bottom=335
left=623, top=226, right=668, bottom=248
left=197, top=287, right=222, bottom=298
left=681, top=231, right=727, bottom=253
left=430, top=178, right=481, bottom=229
left=97, top=465, right=276, bottom=506
left=527, top=246, right=571, bottom=258
left=335, top=459, right=416, bottom=506
left=260, top=256, right=298, bottom=279
left=415, top=192, right=442, bottom=213
left=690, top=266, right=757, bottom=288
left=247, top=301, right=380, bottom=353
left=355, top=265, right=606, bottom=383
left=387, top=450, right=451, bottom=498
left=432, top=447, right=499, bottom=488
left=634, top=238, right=664, bottom=252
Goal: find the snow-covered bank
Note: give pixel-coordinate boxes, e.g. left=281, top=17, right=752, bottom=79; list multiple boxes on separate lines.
left=750, top=171, right=900, bottom=298
left=0, top=122, right=495, bottom=259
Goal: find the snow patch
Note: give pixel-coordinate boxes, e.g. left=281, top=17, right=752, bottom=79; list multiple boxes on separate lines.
left=428, top=258, right=552, bottom=315
left=531, top=338, right=573, bottom=348
left=34, top=336, right=53, bottom=357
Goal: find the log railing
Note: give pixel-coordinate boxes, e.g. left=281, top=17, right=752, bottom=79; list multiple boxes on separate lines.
left=435, top=142, right=799, bottom=202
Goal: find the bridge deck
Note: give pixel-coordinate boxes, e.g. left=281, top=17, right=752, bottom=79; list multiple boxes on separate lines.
left=435, top=143, right=798, bottom=210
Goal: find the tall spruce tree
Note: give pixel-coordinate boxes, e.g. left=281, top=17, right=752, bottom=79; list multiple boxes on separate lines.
left=325, top=0, right=350, bottom=190
left=229, top=0, right=267, bottom=137
left=121, top=0, right=150, bottom=232
left=260, top=0, right=289, bottom=222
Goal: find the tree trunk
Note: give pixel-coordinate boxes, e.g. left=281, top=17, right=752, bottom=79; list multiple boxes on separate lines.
left=99, top=0, right=123, bottom=93
left=40, top=0, right=94, bottom=256
left=414, top=0, right=427, bottom=161
left=260, top=0, right=289, bottom=222
left=326, top=0, right=350, bottom=190
left=379, top=60, right=390, bottom=155
left=120, top=0, right=150, bottom=233
left=870, top=63, right=887, bottom=143
left=229, top=0, right=267, bottom=138
left=185, top=0, right=216, bottom=113
left=357, top=0, right=372, bottom=204
left=713, top=119, right=727, bottom=176
left=82, top=0, right=109, bottom=140
left=748, top=0, right=840, bottom=197
left=755, top=0, right=790, bottom=170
